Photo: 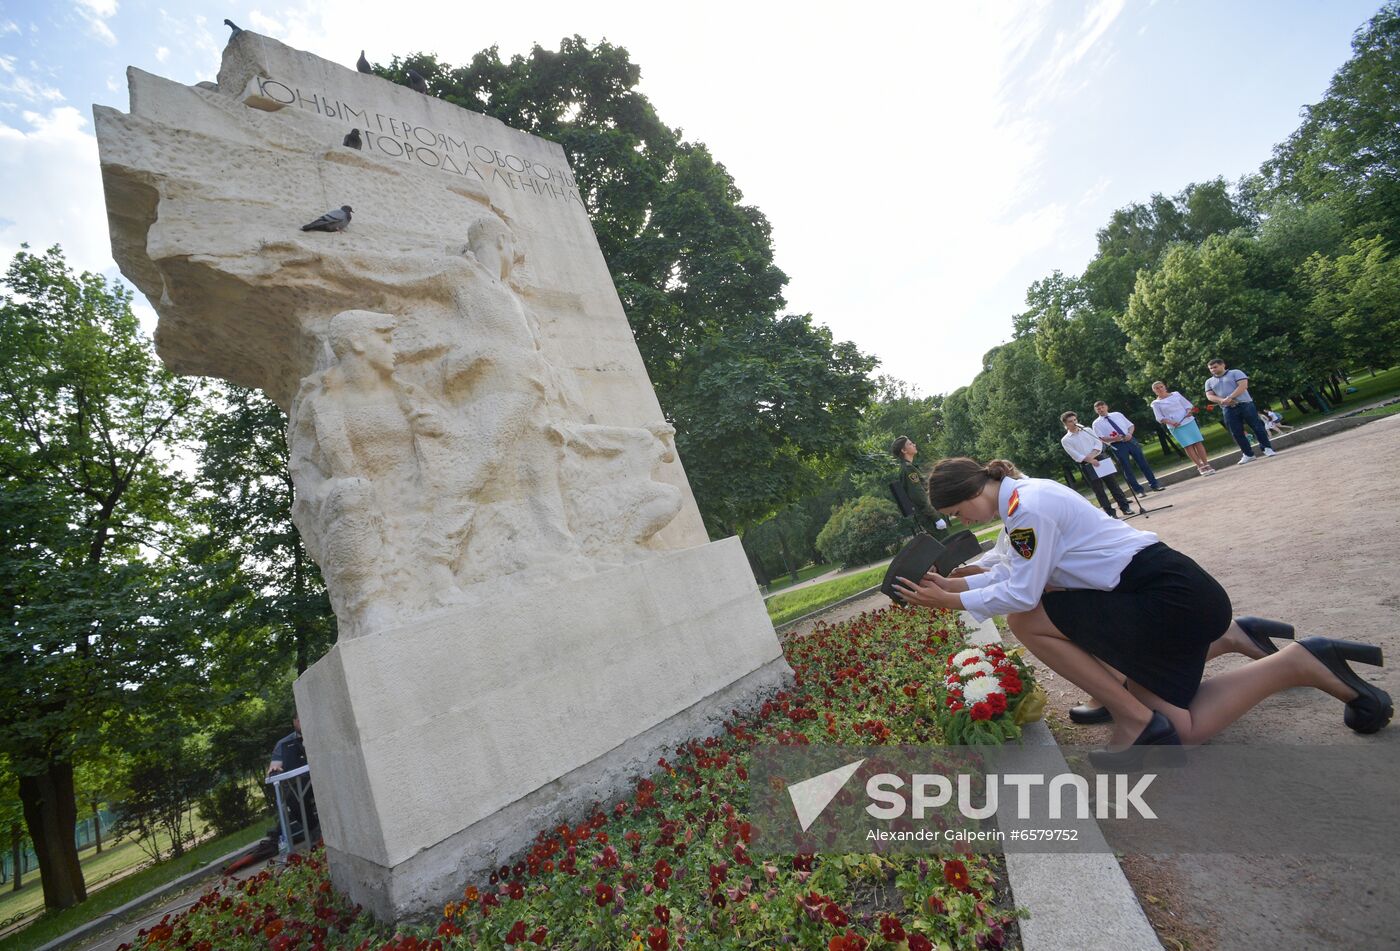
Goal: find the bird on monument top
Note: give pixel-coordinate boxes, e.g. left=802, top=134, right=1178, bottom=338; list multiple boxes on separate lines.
left=343, top=129, right=363, bottom=149
left=301, top=206, right=353, bottom=232
left=223, top=18, right=242, bottom=38
left=405, top=68, right=429, bottom=94
left=357, top=50, right=373, bottom=73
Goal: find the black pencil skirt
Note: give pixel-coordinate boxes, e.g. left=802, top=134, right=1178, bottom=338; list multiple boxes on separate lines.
left=1041, top=542, right=1233, bottom=708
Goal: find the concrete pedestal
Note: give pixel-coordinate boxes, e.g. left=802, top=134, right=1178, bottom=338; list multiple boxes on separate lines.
left=295, top=536, right=790, bottom=921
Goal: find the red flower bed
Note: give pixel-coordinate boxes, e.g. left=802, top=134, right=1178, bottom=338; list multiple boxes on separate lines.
left=128, top=606, right=1028, bottom=949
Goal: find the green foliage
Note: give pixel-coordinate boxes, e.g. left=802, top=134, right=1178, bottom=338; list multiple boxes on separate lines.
left=195, top=780, right=261, bottom=841
left=1302, top=236, right=1400, bottom=371
left=0, top=245, right=207, bottom=909
left=815, top=496, right=905, bottom=569
left=113, top=738, right=212, bottom=862
left=1264, top=3, right=1400, bottom=245
left=193, top=384, right=335, bottom=677
left=1121, top=234, right=1307, bottom=400
left=383, top=39, right=876, bottom=535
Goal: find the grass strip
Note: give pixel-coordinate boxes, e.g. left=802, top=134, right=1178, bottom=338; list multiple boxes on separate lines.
left=1, top=821, right=268, bottom=951
left=766, top=564, right=886, bottom=626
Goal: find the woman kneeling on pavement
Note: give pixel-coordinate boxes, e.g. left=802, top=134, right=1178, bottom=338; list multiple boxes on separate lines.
left=894, top=458, right=1391, bottom=764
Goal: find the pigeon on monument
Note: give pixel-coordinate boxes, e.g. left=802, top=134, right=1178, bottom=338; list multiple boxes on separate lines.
left=300, top=206, right=353, bottom=232
left=357, top=50, right=373, bottom=73
left=223, top=18, right=242, bottom=37
left=406, top=68, right=429, bottom=94
left=343, top=129, right=363, bottom=149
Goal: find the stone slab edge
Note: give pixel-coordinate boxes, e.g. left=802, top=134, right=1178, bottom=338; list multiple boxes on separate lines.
left=36, top=843, right=255, bottom=951
left=327, top=654, right=794, bottom=922
left=960, top=612, right=1161, bottom=950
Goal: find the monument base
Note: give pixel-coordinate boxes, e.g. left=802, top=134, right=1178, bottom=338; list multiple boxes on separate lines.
left=294, top=536, right=791, bottom=922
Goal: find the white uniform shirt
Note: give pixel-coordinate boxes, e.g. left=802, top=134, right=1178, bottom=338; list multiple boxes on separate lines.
left=1090, top=411, right=1136, bottom=442
left=1060, top=427, right=1104, bottom=463
left=1151, top=391, right=1195, bottom=427
left=960, top=478, right=1158, bottom=623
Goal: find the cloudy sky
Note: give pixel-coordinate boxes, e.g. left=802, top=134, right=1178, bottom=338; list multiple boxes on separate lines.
left=0, top=0, right=1384, bottom=396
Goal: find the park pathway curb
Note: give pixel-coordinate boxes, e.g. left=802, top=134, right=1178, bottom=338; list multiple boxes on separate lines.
left=961, top=612, right=1162, bottom=951
left=35, top=843, right=257, bottom=951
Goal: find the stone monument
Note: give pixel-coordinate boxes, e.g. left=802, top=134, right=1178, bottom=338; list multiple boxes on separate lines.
left=94, top=32, right=790, bottom=920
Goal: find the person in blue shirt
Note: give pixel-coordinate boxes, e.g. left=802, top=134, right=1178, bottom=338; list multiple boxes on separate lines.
left=1204, top=359, right=1277, bottom=465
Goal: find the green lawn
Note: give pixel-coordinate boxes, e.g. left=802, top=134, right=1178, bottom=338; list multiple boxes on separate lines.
left=0, top=820, right=268, bottom=951
left=1358, top=399, right=1400, bottom=419
left=760, top=561, right=837, bottom=596
left=766, top=564, right=887, bottom=626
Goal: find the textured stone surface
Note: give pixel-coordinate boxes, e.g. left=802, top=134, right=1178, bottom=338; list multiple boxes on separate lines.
left=94, top=33, right=789, bottom=921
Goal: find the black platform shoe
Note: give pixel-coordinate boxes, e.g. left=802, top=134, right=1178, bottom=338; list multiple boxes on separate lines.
left=1069, top=704, right=1112, bottom=725
left=1235, top=616, right=1295, bottom=656
left=1298, top=636, right=1393, bottom=734
left=1087, top=711, right=1182, bottom=770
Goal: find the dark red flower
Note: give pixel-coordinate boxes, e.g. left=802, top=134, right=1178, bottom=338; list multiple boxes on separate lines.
left=909, top=933, right=934, bottom=951
left=879, top=915, right=906, bottom=941
left=504, top=920, right=527, bottom=945
left=828, top=932, right=867, bottom=951
left=529, top=927, right=548, bottom=945
left=594, top=883, right=614, bottom=907
left=506, top=880, right=525, bottom=900
left=646, top=926, right=670, bottom=950
left=821, top=901, right=849, bottom=926
left=944, top=858, right=972, bottom=892
left=970, top=701, right=994, bottom=721
left=987, top=692, right=1008, bottom=715
left=654, top=904, right=671, bottom=924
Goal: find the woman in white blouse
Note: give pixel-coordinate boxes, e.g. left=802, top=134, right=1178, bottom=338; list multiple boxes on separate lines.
left=1151, top=382, right=1215, bottom=475
left=894, top=458, right=1391, bottom=765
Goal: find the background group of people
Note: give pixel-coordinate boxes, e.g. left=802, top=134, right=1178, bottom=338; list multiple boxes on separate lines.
left=1059, top=361, right=1293, bottom=519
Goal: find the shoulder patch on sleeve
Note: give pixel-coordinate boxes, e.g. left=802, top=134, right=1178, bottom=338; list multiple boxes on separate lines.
left=1006, top=488, right=1021, bottom=517
left=1009, top=527, right=1036, bottom=559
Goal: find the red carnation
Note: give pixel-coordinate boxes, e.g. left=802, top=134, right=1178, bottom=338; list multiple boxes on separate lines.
left=988, top=693, right=1008, bottom=715
left=970, top=702, right=994, bottom=721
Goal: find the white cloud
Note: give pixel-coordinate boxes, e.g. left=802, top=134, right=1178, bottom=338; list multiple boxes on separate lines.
left=74, top=0, right=118, bottom=46
left=0, top=54, right=66, bottom=104
left=155, top=46, right=169, bottom=62
left=0, top=107, right=113, bottom=277
left=1, top=20, right=20, bottom=36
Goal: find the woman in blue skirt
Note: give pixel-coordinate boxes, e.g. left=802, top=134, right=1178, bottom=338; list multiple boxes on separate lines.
left=1151, top=381, right=1215, bottom=475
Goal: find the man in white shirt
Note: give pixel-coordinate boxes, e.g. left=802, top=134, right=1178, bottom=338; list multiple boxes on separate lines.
left=1090, top=401, right=1164, bottom=493
left=1060, top=410, right=1134, bottom=518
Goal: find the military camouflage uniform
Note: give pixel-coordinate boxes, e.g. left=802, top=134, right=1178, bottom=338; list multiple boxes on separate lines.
left=897, top=457, right=950, bottom=540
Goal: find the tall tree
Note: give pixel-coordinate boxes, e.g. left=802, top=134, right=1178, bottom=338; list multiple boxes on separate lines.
left=0, top=246, right=201, bottom=910
left=382, top=39, right=876, bottom=534
left=1302, top=236, right=1400, bottom=372
left=1264, top=4, right=1400, bottom=245
left=1120, top=234, right=1308, bottom=403
left=193, top=384, right=334, bottom=677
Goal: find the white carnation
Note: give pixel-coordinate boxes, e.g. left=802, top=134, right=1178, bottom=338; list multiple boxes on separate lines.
left=950, top=649, right=986, bottom=667
left=962, top=675, right=1005, bottom=705
left=960, top=661, right=996, bottom=680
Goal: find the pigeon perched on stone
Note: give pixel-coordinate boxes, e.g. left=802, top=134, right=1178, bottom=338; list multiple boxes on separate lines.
left=343, top=129, right=362, bottom=149
left=223, top=18, right=242, bottom=37
left=406, top=69, right=429, bottom=94
left=301, top=206, right=353, bottom=232
left=357, top=50, right=372, bottom=73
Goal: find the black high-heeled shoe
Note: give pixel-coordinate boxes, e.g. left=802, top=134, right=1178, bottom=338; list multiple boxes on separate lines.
left=1234, top=616, right=1295, bottom=656
left=1298, top=636, right=1393, bottom=734
left=1088, top=711, right=1183, bottom=770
